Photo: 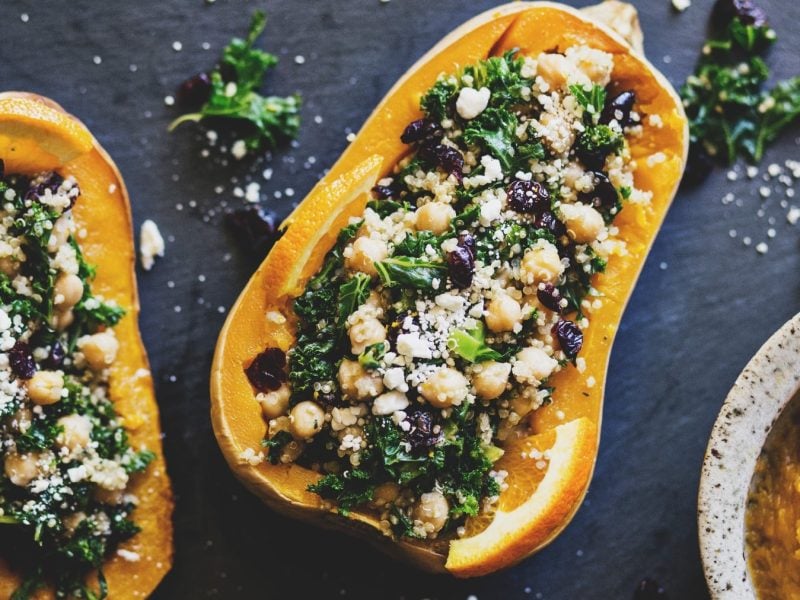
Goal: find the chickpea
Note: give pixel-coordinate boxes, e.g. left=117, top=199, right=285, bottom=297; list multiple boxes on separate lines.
left=519, top=240, right=564, bottom=285
left=63, top=511, right=88, bottom=533
left=51, top=309, right=74, bottom=332
left=559, top=202, right=605, bottom=243
left=472, top=361, right=511, bottom=401
left=535, top=53, right=572, bottom=90
left=0, top=256, right=20, bottom=277
left=280, top=439, right=305, bottom=463
left=94, top=486, right=123, bottom=505
left=413, top=491, right=449, bottom=535
left=419, top=367, right=469, bottom=408
left=415, top=202, right=455, bottom=235
left=338, top=359, right=383, bottom=401
left=4, top=452, right=45, bottom=487
left=57, top=414, right=93, bottom=451
left=485, top=293, right=523, bottom=333
left=372, top=482, right=400, bottom=508
left=348, top=316, right=387, bottom=355
left=513, top=347, right=559, bottom=384
left=257, top=383, right=291, bottom=420
left=268, top=415, right=291, bottom=437
left=289, top=401, right=325, bottom=439
left=345, top=236, right=388, bottom=276
left=511, top=395, right=536, bottom=420
left=27, top=370, right=64, bottom=405
left=79, top=332, right=119, bottom=371
left=53, top=273, right=84, bottom=310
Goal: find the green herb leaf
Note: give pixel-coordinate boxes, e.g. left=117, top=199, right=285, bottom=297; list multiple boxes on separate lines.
left=375, top=256, right=446, bottom=289
left=169, top=11, right=301, bottom=149
left=358, top=342, right=387, bottom=369
left=569, top=83, right=606, bottom=123
left=336, top=273, right=371, bottom=329
left=463, top=107, right=519, bottom=171
left=447, top=321, right=503, bottom=363
left=262, top=430, right=293, bottom=464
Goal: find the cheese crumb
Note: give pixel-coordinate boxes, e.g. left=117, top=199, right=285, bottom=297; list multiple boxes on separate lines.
left=672, top=0, right=691, bottom=11
left=456, top=87, right=491, bottom=120
left=139, top=219, right=165, bottom=271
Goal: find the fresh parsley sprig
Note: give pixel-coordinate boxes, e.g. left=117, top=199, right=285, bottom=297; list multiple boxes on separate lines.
left=169, top=10, right=301, bottom=150
left=681, top=4, right=800, bottom=172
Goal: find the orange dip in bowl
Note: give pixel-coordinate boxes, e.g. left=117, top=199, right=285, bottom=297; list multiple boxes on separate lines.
left=746, top=392, right=800, bottom=600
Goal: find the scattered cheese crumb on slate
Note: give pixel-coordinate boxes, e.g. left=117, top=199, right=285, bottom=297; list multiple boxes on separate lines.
left=140, top=219, right=166, bottom=271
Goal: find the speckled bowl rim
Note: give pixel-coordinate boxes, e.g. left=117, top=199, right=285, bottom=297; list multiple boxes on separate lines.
left=698, top=312, right=800, bottom=599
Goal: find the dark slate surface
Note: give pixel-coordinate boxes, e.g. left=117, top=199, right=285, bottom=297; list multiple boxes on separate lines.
left=1, top=0, right=799, bottom=598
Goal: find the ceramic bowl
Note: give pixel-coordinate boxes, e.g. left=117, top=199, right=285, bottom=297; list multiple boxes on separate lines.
left=698, top=312, right=800, bottom=598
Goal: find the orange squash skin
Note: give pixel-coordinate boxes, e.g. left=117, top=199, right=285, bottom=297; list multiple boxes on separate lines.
left=211, top=2, right=687, bottom=575
left=0, top=93, right=173, bottom=599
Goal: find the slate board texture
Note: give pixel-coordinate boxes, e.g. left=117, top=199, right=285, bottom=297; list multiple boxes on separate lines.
left=1, top=0, right=799, bottom=598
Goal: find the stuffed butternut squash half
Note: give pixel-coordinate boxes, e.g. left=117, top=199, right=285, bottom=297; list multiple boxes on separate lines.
left=0, top=94, right=172, bottom=598
left=211, top=1, right=687, bottom=576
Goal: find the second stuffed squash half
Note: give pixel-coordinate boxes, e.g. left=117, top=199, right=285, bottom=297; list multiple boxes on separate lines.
left=211, top=1, right=687, bottom=577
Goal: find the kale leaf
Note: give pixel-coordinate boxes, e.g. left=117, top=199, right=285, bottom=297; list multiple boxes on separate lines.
left=463, top=107, right=519, bottom=171
left=448, top=321, right=504, bottom=363
left=375, top=256, right=446, bottom=289
left=336, top=273, right=371, bottom=330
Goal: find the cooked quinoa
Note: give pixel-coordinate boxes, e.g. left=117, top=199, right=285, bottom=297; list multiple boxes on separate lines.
left=0, top=166, right=155, bottom=598
left=247, top=46, right=648, bottom=540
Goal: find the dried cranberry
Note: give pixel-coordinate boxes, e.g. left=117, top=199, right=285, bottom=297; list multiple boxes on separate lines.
left=535, top=211, right=566, bottom=238
left=507, top=179, right=550, bottom=215
left=371, top=184, right=393, bottom=199
left=225, top=206, right=280, bottom=259
left=244, top=348, right=287, bottom=392
left=457, top=233, right=476, bottom=257
left=9, top=341, right=36, bottom=380
left=418, top=144, right=464, bottom=182
left=43, top=341, right=65, bottom=370
left=600, top=90, right=637, bottom=127
left=552, top=319, right=583, bottom=359
left=682, top=144, right=714, bottom=187
left=176, top=72, right=212, bottom=110
left=404, top=407, right=442, bottom=450
left=400, top=119, right=442, bottom=144
left=715, top=0, right=768, bottom=26
left=579, top=172, right=618, bottom=211
left=633, top=578, right=668, bottom=600
left=447, top=245, right=474, bottom=289
left=537, top=283, right=563, bottom=313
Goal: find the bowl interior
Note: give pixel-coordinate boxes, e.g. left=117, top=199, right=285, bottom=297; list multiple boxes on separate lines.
left=698, top=313, right=800, bottom=599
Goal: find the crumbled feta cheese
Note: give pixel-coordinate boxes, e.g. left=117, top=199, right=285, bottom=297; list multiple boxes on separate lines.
left=672, top=0, right=691, bottom=11
left=139, top=219, right=165, bottom=271
left=456, top=87, right=490, bottom=120
left=372, top=391, right=410, bottom=416
left=396, top=333, right=433, bottom=359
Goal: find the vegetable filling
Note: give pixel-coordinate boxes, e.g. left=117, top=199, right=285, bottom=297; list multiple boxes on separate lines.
left=0, top=164, right=155, bottom=599
left=248, top=47, right=650, bottom=540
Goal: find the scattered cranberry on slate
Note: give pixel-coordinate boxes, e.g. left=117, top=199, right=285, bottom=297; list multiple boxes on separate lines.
left=447, top=245, right=474, bottom=289
left=404, top=407, right=442, bottom=450
left=225, top=206, right=280, bottom=259
left=176, top=72, right=213, bottom=110
left=553, top=319, right=583, bottom=358
left=682, top=144, right=715, bottom=187
left=244, top=347, right=287, bottom=392
left=418, top=144, right=464, bottom=182
left=535, top=211, right=567, bottom=238
left=43, top=341, right=65, bottom=370
left=634, top=578, right=669, bottom=600
left=9, top=341, right=36, bottom=380
left=600, top=90, right=637, bottom=127
left=507, top=179, right=550, bottom=215
left=400, top=118, right=442, bottom=144
left=579, top=172, right=618, bottom=211
left=371, top=184, right=394, bottom=199
left=537, top=283, right=563, bottom=313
